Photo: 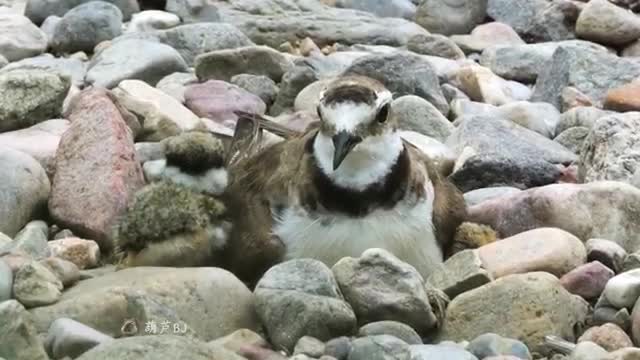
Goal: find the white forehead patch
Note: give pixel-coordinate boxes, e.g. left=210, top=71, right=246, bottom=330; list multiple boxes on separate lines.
left=320, top=102, right=375, bottom=132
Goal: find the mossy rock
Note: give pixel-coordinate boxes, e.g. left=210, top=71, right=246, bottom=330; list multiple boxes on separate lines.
left=164, top=132, right=225, bottom=173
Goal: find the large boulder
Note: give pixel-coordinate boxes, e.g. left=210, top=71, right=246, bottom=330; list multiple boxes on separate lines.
left=0, top=13, right=47, bottom=62
left=48, top=88, right=145, bottom=251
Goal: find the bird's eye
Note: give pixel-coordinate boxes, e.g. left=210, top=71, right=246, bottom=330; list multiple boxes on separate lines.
left=376, top=103, right=390, bottom=123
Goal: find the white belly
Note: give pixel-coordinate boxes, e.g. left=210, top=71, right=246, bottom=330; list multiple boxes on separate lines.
left=272, top=191, right=442, bottom=279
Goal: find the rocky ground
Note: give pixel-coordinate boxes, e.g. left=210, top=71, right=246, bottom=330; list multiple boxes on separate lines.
left=1, top=0, right=640, bottom=359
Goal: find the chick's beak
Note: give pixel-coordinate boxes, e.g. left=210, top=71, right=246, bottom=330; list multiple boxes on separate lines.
left=332, top=131, right=362, bottom=170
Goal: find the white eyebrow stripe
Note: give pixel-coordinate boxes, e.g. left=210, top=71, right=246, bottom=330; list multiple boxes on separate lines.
left=321, top=102, right=375, bottom=132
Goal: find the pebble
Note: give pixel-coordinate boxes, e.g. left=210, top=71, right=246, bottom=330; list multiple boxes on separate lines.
left=391, top=95, right=453, bottom=142
left=560, top=261, right=615, bottom=300
left=231, top=74, right=280, bottom=107
left=45, top=318, right=113, bottom=359
left=576, top=0, right=640, bottom=46
left=556, top=106, right=613, bottom=135
left=554, top=127, right=589, bottom=156
left=578, top=323, right=633, bottom=352
left=406, top=33, right=465, bottom=60
left=195, top=45, right=294, bottom=82
left=336, top=0, right=416, bottom=19
left=467, top=333, right=532, bottom=360
left=427, top=249, right=492, bottom=299
left=358, top=321, right=422, bottom=345
left=270, top=65, right=318, bottom=116
left=0, top=300, right=48, bottom=360
left=165, top=0, right=219, bottom=24
left=13, top=260, right=63, bottom=308
left=586, top=239, right=627, bottom=274
left=294, top=336, right=326, bottom=358
left=325, top=337, right=353, bottom=360
left=0, top=13, right=47, bottom=62
left=593, top=307, right=631, bottom=331
left=454, top=65, right=526, bottom=106
left=602, top=269, right=640, bottom=309
left=47, top=237, right=100, bottom=270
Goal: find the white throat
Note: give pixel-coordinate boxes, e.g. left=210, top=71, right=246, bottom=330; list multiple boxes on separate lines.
left=313, top=131, right=404, bottom=191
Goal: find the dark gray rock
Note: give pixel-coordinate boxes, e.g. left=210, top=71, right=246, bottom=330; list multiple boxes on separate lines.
left=195, top=45, right=294, bottom=82
left=24, top=0, right=139, bottom=25
left=86, top=39, right=188, bottom=88
left=343, top=51, right=448, bottom=115
left=348, top=335, right=411, bottom=360
left=270, top=66, right=318, bottom=116
left=358, top=322, right=422, bottom=345
left=45, top=318, right=113, bottom=359
left=415, top=0, right=487, bottom=36
left=532, top=46, right=640, bottom=109
left=0, top=53, right=87, bottom=88
left=230, top=74, right=279, bottom=106
left=407, top=33, right=465, bottom=60
left=51, top=1, right=123, bottom=54
left=166, top=0, right=220, bottom=24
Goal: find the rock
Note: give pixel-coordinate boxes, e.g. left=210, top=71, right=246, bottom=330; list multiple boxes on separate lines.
left=46, top=318, right=113, bottom=359
left=532, top=46, right=640, bottom=109
left=325, top=337, right=352, bottom=360
left=576, top=0, right=640, bottom=46
left=119, top=23, right=254, bottom=66
left=0, top=300, right=48, bottom=360
left=295, top=79, right=331, bottom=113
left=270, top=66, right=318, bottom=116
left=604, top=80, right=640, bottom=112
left=414, top=0, right=487, bottom=36
left=166, top=0, right=220, bottom=24
left=624, top=253, right=640, bottom=273
left=486, top=0, right=576, bottom=42
left=348, top=335, right=411, bottom=360
left=332, top=248, right=437, bottom=335
left=113, top=79, right=204, bottom=141
left=1, top=53, right=86, bottom=88
left=184, top=80, right=266, bottom=130
left=231, top=74, right=279, bottom=106
left=562, top=87, right=596, bottom=112
left=25, top=0, right=139, bottom=25
left=76, top=335, right=243, bottom=360
left=0, top=69, right=70, bottom=132
left=0, top=13, right=47, bottom=61
left=30, top=267, right=258, bottom=340
left=560, top=262, right=615, bottom=300
left=51, top=1, right=123, bottom=54
left=406, top=33, right=465, bottom=60
left=0, top=147, right=50, bottom=238
left=399, top=131, right=456, bottom=175
left=604, top=269, right=640, bottom=309
left=467, top=182, right=640, bottom=253
left=0, top=258, right=12, bottom=302
left=294, top=336, right=326, bottom=358
left=13, top=261, right=63, bottom=307
left=447, top=115, right=577, bottom=166
left=209, top=328, right=268, bottom=353
left=358, top=322, right=422, bottom=345
left=579, top=112, right=640, bottom=185
left=390, top=95, right=453, bottom=143
left=427, top=250, right=492, bottom=299
left=47, top=237, right=100, bottom=270
left=453, top=65, right=529, bottom=106
left=605, top=348, right=640, bottom=360
left=343, top=51, right=448, bottom=115
left=557, top=106, right=613, bottom=135
left=4, top=220, right=50, bottom=259
left=439, top=272, right=589, bottom=356
left=410, top=344, right=479, bottom=360
left=127, top=10, right=180, bottom=32
left=254, top=259, right=357, bottom=352
left=40, top=15, right=61, bottom=40
left=463, top=187, right=522, bottom=208
left=451, top=22, right=525, bottom=54
left=155, top=71, right=197, bottom=103
left=86, top=39, right=188, bottom=89
left=217, top=1, right=429, bottom=48
left=586, top=239, right=627, bottom=274
left=1, top=252, right=32, bottom=274
left=467, top=333, right=532, bottom=360
left=554, top=127, right=589, bottom=156
left=578, top=323, right=633, bottom=352
left=623, top=39, right=640, bottom=57
left=48, top=88, right=145, bottom=251
left=631, top=297, right=640, bottom=346
left=39, top=257, right=80, bottom=287
left=195, top=45, right=293, bottom=82
left=570, top=341, right=609, bottom=360
left=593, top=306, right=631, bottom=331
left=491, top=101, right=560, bottom=138
left=335, top=0, right=416, bottom=19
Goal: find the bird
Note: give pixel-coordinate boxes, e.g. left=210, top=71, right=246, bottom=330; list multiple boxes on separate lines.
left=222, top=75, right=467, bottom=285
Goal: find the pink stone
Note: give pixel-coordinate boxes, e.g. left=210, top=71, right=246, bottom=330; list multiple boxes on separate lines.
left=47, top=237, right=100, bottom=269
left=578, top=323, right=633, bottom=352
left=560, top=261, right=615, bottom=299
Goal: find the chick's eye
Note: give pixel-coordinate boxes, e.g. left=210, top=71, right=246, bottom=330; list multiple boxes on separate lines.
left=376, top=103, right=390, bottom=123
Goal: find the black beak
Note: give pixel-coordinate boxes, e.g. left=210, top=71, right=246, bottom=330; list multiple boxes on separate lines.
left=332, top=131, right=362, bottom=170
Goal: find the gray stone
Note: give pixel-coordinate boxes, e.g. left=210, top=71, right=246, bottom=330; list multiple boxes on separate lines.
left=415, top=0, right=487, bottom=36
left=586, top=239, right=627, bottom=274
left=480, top=41, right=608, bottom=84
left=0, top=147, right=50, bottom=238
left=332, top=249, right=437, bottom=335
left=25, top=0, right=139, bottom=25
left=358, top=321, right=422, bottom=345
left=0, top=13, right=47, bottom=62
left=117, top=23, right=254, bottom=65
left=166, top=0, right=220, bottom=24
left=554, top=127, right=589, bottom=156
left=450, top=22, right=524, bottom=55
left=391, top=95, right=453, bottom=143
left=294, top=336, right=326, bottom=358
left=343, top=51, right=448, bottom=115
left=441, top=84, right=470, bottom=103
left=3, top=220, right=49, bottom=259
left=0, top=300, right=48, bottom=360
left=208, top=328, right=268, bottom=353
left=348, top=335, right=411, bottom=360
left=255, top=259, right=357, bottom=352
left=155, top=71, right=197, bottom=103
left=593, top=306, right=630, bottom=330
left=335, top=0, right=416, bottom=19
left=623, top=253, right=640, bottom=273
left=40, top=15, right=61, bottom=40
left=427, top=250, right=492, bottom=299
left=13, top=261, right=63, bottom=307
left=603, top=269, right=640, bottom=309
left=532, top=46, right=640, bottom=109
left=46, top=318, right=113, bottom=359
left=123, top=289, right=198, bottom=338
left=576, top=0, right=640, bottom=46
left=195, top=45, right=294, bottom=82
left=410, top=345, right=477, bottom=360
left=325, top=337, right=352, bottom=360
left=570, top=341, right=608, bottom=360
left=467, top=333, right=532, bottom=360
left=51, top=1, right=123, bottom=54
left=556, top=106, right=614, bottom=135
left=579, top=112, right=640, bottom=186
left=0, top=258, right=12, bottom=302
left=0, top=69, right=70, bottom=132
left=493, top=101, right=561, bottom=138
left=0, top=53, right=87, bottom=88
left=270, top=66, right=318, bottom=116
left=86, top=39, right=188, bottom=89
left=39, top=257, right=80, bottom=287
left=463, top=187, right=522, bottom=207
left=407, top=33, right=465, bottom=59
left=75, top=335, right=243, bottom=360
left=231, top=74, right=279, bottom=106
left=439, top=272, right=589, bottom=356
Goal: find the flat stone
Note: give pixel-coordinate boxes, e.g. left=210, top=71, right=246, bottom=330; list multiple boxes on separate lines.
left=427, top=249, right=492, bottom=299
left=570, top=341, right=609, bottom=360
left=0, top=52, right=87, bottom=88
left=166, top=0, right=220, bottom=24
left=195, top=45, right=294, bottom=82
left=231, top=74, right=279, bottom=106
left=208, top=328, right=268, bottom=353
left=270, top=65, right=318, bottom=116
left=0, top=13, right=47, bottom=61
left=554, top=127, right=589, bottom=156
left=560, top=261, right=615, bottom=300
left=335, top=0, right=416, bottom=19
left=576, top=0, right=640, bottom=46
left=45, top=318, right=113, bottom=359
left=294, top=336, right=326, bottom=358
left=556, top=106, right=613, bottom=135
left=155, top=71, right=197, bottom=103
left=0, top=300, right=48, bottom=360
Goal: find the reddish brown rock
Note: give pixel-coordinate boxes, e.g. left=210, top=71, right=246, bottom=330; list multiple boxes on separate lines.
left=605, top=81, right=640, bottom=112
left=47, top=237, right=100, bottom=270
left=578, top=323, right=634, bottom=352
left=48, top=88, right=145, bottom=252
left=560, top=261, right=614, bottom=300
left=478, top=228, right=586, bottom=279
left=184, top=80, right=266, bottom=130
